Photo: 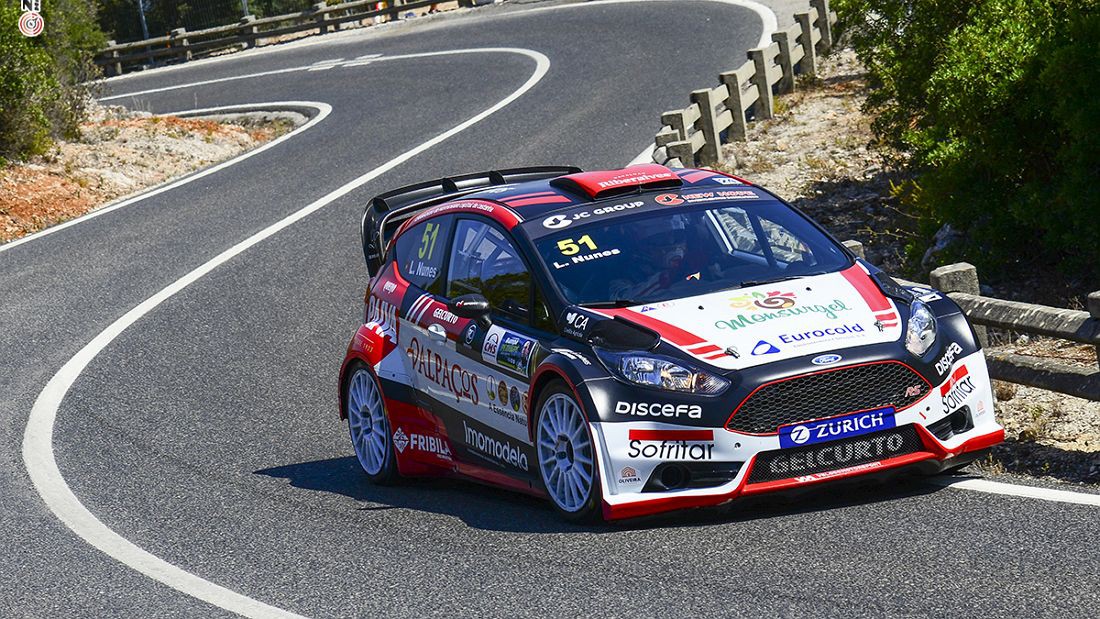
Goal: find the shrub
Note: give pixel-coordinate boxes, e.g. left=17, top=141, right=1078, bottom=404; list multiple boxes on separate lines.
left=834, top=0, right=1100, bottom=282
left=0, top=0, right=105, bottom=163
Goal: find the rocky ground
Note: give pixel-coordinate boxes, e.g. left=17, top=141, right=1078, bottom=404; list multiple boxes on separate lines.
left=0, top=104, right=297, bottom=244
left=717, top=48, right=1099, bottom=486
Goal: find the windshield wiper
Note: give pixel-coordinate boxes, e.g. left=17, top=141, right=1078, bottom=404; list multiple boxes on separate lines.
left=579, top=299, right=648, bottom=309
left=739, top=270, right=832, bottom=288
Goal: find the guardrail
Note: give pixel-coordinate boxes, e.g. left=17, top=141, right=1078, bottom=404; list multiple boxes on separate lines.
left=652, top=0, right=837, bottom=167
left=842, top=241, right=1100, bottom=401
left=97, top=0, right=465, bottom=75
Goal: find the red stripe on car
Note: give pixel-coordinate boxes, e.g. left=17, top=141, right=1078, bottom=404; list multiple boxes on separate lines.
left=629, top=429, right=714, bottom=441
left=840, top=264, right=892, bottom=313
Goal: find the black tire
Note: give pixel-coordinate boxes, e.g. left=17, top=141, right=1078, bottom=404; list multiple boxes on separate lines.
left=533, top=380, right=602, bottom=522
left=344, top=362, right=400, bottom=485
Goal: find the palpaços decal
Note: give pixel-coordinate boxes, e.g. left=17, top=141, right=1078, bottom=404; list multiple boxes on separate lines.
left=406, top=336, right=481, bottom=405
left=778, top=407, right=896, bottom=449
left=627, top=429, right=715, bottom=460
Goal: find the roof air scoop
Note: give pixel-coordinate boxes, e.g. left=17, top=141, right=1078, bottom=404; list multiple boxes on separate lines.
left=550, top=164, right=682, bottom=200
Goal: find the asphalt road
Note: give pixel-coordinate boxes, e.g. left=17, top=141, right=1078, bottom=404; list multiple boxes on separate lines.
left=2, top=1, right=1098, bottom=617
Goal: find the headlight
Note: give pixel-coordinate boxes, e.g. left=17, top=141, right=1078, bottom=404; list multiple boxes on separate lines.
left=594, top=348, right=729, bottom=395
left=905, top=299, right=937, bottom=357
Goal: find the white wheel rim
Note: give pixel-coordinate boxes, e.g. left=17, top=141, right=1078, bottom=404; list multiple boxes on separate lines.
left=347, top=368, right=388, bottom=475
left=537, top=393, right=594, bottom=512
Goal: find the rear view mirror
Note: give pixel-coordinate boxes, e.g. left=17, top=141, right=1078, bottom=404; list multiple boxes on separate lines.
left=449, top=294, right=491, bottom=320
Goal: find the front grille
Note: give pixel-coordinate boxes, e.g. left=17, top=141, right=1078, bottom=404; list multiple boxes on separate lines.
left=727, top=362, right=929, bottom=434
left=747, top=425, right=925, bottom=484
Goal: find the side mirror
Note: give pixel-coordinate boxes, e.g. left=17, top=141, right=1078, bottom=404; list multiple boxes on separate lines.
left=449, top=294, right=491, bottom=320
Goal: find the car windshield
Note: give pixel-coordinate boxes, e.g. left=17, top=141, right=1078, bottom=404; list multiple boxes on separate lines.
left=534, top=201, right=851, bottom=306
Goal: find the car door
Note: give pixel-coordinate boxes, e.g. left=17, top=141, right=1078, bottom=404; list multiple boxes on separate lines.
left=429, top=216, right=558, bottom=481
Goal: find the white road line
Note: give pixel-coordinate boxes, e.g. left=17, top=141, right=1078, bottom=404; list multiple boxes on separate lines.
left=23, top=47, right=549, bottom=618
left=928, top=477, right=1100, bottom=507
left=0, top=101, right=333, bottom=255
left=516, top=0, right=778, bottom=48
left=99, top=65, right=314, bottom=101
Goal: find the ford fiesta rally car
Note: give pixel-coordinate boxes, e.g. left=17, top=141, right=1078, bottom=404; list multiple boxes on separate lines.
left=338, top=164, right=1004, bottom=521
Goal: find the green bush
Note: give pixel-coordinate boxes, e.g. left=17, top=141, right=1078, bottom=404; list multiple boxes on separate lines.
left=834, top=0, right=1100, bottom=282
left=0, top=0, right=105, bottom=163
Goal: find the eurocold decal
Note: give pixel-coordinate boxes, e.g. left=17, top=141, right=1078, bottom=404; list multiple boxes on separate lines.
left=778, top=407, right=896, bottom=449
left=463, top=420, right=529, bottom=471
left=778, top=323, right=866, bottom=346
left=940, top=365, right=976, bottom=413
left=406, top=336, right=481, bottom=405
left=715, top=291, right=852, bottom=331
left=627, top=429, right=715, bottom=460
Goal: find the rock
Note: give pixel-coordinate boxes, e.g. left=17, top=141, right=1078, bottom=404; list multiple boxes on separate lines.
left=920, top=223, right=964, bottom=269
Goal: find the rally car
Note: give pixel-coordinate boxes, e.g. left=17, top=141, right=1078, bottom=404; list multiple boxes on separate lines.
left=338, top=163, right=1004, bottom=521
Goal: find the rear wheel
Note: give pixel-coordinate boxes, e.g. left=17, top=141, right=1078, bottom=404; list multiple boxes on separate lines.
left=346, top=363, right=399, bottom=484
left=535, top=381, right=601, bottom=521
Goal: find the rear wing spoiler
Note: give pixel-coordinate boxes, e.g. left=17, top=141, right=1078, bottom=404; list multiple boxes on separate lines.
left=360, top=166, right=581, bottom=275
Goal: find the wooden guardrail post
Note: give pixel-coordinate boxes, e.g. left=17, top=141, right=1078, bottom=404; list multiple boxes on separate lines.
left=690, top=88, right=722, bottom=166
left=718, top=70, right=748, bottom=141
left=667, top=140, right=696, bottom=168
left=842, top=240, right=865, bottom=260
left=170, top=28, right=192, bottom=62
left=747, top=48, right=774, bottom=120
left=793, top=11, right=818, bottom=76
left=1089, top=291, right=1100, bottom=367
left=661, top=109, right=688, bottom=142
left=930, top=263, right=987, bottom=347
left=105, top=40, right=122, bottom=76
left=809, top=0, right=832, bottom=52
left=312, top=2, right=330, bottom=34
left=771, top=29, right=797, bottom=93
left=239, top=15, right=258, bottom=48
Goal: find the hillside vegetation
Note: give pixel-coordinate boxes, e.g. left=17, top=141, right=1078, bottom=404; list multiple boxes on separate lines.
left=834, top=0, right=1099, bottom=285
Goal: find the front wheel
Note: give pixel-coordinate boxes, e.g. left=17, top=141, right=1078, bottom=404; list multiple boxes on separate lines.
left=345, top=363, right=399, bottom=484
left=535, top=381, right=601, bottom=521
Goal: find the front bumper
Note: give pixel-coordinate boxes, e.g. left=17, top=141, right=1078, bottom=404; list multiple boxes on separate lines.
left=590, top=350, right=1003, bottom=520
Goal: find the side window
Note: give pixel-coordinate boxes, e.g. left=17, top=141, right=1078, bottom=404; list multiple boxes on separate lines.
left=759, top=217, right=814, bottom=265
left=447, top=219, right=531, bottom=321
left=395, top=216, right=451, bottom=291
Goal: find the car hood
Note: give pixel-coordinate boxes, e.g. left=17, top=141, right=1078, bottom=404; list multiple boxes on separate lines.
left=591, top=265, right=904, bottom=371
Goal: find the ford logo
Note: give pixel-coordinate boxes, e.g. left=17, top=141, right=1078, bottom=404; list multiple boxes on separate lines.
left=811, top=354, right=842, bottom=365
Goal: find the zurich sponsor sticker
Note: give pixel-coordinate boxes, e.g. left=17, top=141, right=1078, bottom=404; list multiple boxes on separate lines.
left=778, top=407, right=896, bottom=449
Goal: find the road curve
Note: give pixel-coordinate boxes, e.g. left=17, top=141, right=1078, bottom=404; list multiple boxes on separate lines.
left=2, top=2, right=1097, bottom=617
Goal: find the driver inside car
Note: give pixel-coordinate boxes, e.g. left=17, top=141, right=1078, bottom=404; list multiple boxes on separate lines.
left=608, top=216, right=716, bottom=300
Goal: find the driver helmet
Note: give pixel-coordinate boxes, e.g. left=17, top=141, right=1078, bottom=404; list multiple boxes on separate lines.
left=640, top=216, right=688, bottom=269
